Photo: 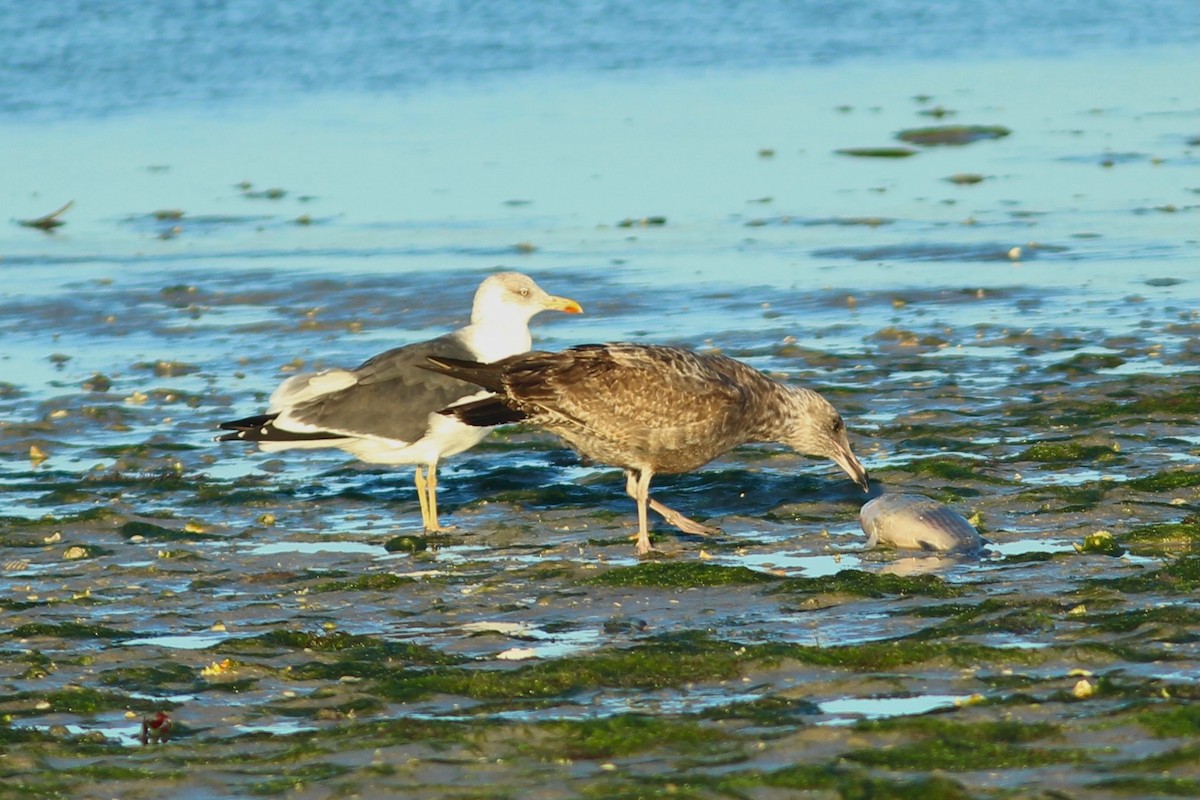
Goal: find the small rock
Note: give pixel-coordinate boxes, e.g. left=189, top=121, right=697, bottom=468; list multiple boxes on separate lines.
left=1074, top=530, right=1125, bottom=557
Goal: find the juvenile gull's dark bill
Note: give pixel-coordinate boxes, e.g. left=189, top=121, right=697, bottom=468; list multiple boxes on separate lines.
left=217, top=272, right=582, bottom=532
left=424, top=343, right=869, bottom=555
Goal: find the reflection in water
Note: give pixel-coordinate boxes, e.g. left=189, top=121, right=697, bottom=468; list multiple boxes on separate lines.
left=123, top=633, right=233, bottom=650
left=819, top=694, right=973, bottom=724
left=243, top=541, right=384, bottom=556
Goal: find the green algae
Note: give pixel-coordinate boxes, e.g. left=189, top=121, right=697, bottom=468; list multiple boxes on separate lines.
left=586, top=562, right=779, bottom=588
left=246, top=763, right=354, bottom=796
left=1090, top=555, right=1200, bottom=593
left=836, top=146, right=919, bottom=158
left=846, top=737, right=1088, bottom=771
left=482, top=482, right=603, bottom=507
left=310, top=572, right=414, bottom=592
left=0, top=779, right=71, bottom=800
left=916, top=606, right=1056, bottom=638
left=901, top=602, right=979, bottom=618
left=368, top=633, right=1035, bottom=707
left=1126, top=389, right=1200, bottom=417
left=702, top=695, right=820, bottom=725
left=60, top=764, right=182, bottom=781
left=32, top=486, right=92, bottom=505
left=1088, top=605, right=1200, bottom=633
left=1117, top=743, right=1200, bottom=771
left=1126, top=469, right=1200, bottom=492
left=93, top=441, right=198, bottom=457
left=1121, top=515, right=1200, bottom=555
left=847, top=718, right=1084, bottom=771
left=378, top=633, right=750, bottom=701
left=269, top=716, right=464, bottom=749
left=221, top=630, right=460, bottom=666
left=725, top=765, right=973, bottom=800
left=4, top=686, right=165, bottom=715
left=0, top=506, right=124, bottom=531
left=777, top=639, right=1033, bottom=671
left=267, top=695, right=385, bottom=718
left=120, top=519, right=223, bottom=541
left=1090, top=776, right=1200, bottom=797
left=898, top=456, right=1009, bottom=484
left=1139, top=704, right=1200, bottom=737
left=1016, top=385, right=1200, bottom=427
left=1018, top=440, right=1121, bottom=463
left=774, top=569, right=961, bottom=599
left=1024, top=481, right=1111, bottom=512
left=0, top=726, right=57, bottom=745
left=857, top=716, right=1058, bottom=741
left=5, top=621, right=138, bottom=641
left=1046, top=352, right=1126, bottom=373
left=98, top=663, right=198, bottom=692
left=193, top=481, right=292, bottom=505
left=896, top=124, right=1011, bottom=146
left=517, top=715, right=732, bottom=761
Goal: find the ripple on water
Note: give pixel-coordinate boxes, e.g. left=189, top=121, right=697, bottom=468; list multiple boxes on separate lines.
left=27, top=720, right=146, bottom=748
left=234, top=719, right=319, bottom=737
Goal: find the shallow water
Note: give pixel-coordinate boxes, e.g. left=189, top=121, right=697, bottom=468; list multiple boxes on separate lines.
left=2, top=4, right=1200, bottom=799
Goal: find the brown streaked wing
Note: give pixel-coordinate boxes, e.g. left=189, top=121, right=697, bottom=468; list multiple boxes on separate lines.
left=509, top=344, right=748, bottom=448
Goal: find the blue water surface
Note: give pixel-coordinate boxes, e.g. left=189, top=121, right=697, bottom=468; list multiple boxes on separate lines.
left=2, top=0, right=1197, bottom=118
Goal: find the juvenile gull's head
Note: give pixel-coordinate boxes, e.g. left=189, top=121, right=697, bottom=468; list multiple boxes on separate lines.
left=780, top=387, right=869, bottom=492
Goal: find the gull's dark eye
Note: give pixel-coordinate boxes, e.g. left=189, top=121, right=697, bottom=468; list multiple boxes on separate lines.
left=831, top=417, right=844, bottom=434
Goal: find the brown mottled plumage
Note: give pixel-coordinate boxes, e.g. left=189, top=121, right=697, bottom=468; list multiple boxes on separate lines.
left=425, top=343, right=869, bottom=555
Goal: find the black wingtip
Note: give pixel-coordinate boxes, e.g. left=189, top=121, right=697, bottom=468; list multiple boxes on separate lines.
left=218, top=412, right=278, bottom=432
left=420, top=354, right=476, bottom=374
left=441, top=395, right=527, bottom=427
left=421, top=355, right=506, bottom=392
left=215, top=411, right=341, bottom=444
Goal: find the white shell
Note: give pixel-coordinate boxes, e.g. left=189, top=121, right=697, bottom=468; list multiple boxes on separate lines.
left=859, top=493, right=984, bottom=553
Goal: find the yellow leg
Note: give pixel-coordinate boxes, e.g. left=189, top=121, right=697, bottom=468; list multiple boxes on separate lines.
left=414, top=466, right=432, bottom=530
left=420, top=464, right=455, bottom=533
left=426, top=466, right=440, bottom=532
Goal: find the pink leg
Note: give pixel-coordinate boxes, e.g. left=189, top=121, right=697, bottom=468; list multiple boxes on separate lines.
left=625, top=472, right=720, bottom=537
left=628, top=469, right=654, bottom=556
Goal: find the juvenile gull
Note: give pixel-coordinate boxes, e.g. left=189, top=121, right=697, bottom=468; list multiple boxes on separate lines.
left=217, top=272, right=582, bottom=532
left=424, top=343, right=869, bottom=554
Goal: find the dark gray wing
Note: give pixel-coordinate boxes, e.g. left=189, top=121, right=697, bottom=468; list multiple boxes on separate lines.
left=286, top=333, right=487, bottom=443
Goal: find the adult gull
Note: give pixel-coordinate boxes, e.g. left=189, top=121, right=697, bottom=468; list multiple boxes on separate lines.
left=424, top=343, right=869, bottom=554
left=218, top=272, right=582, bottom=532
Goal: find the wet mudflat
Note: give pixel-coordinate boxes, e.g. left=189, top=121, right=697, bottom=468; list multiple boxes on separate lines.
left=2, top=42, right=1200, bottom=800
